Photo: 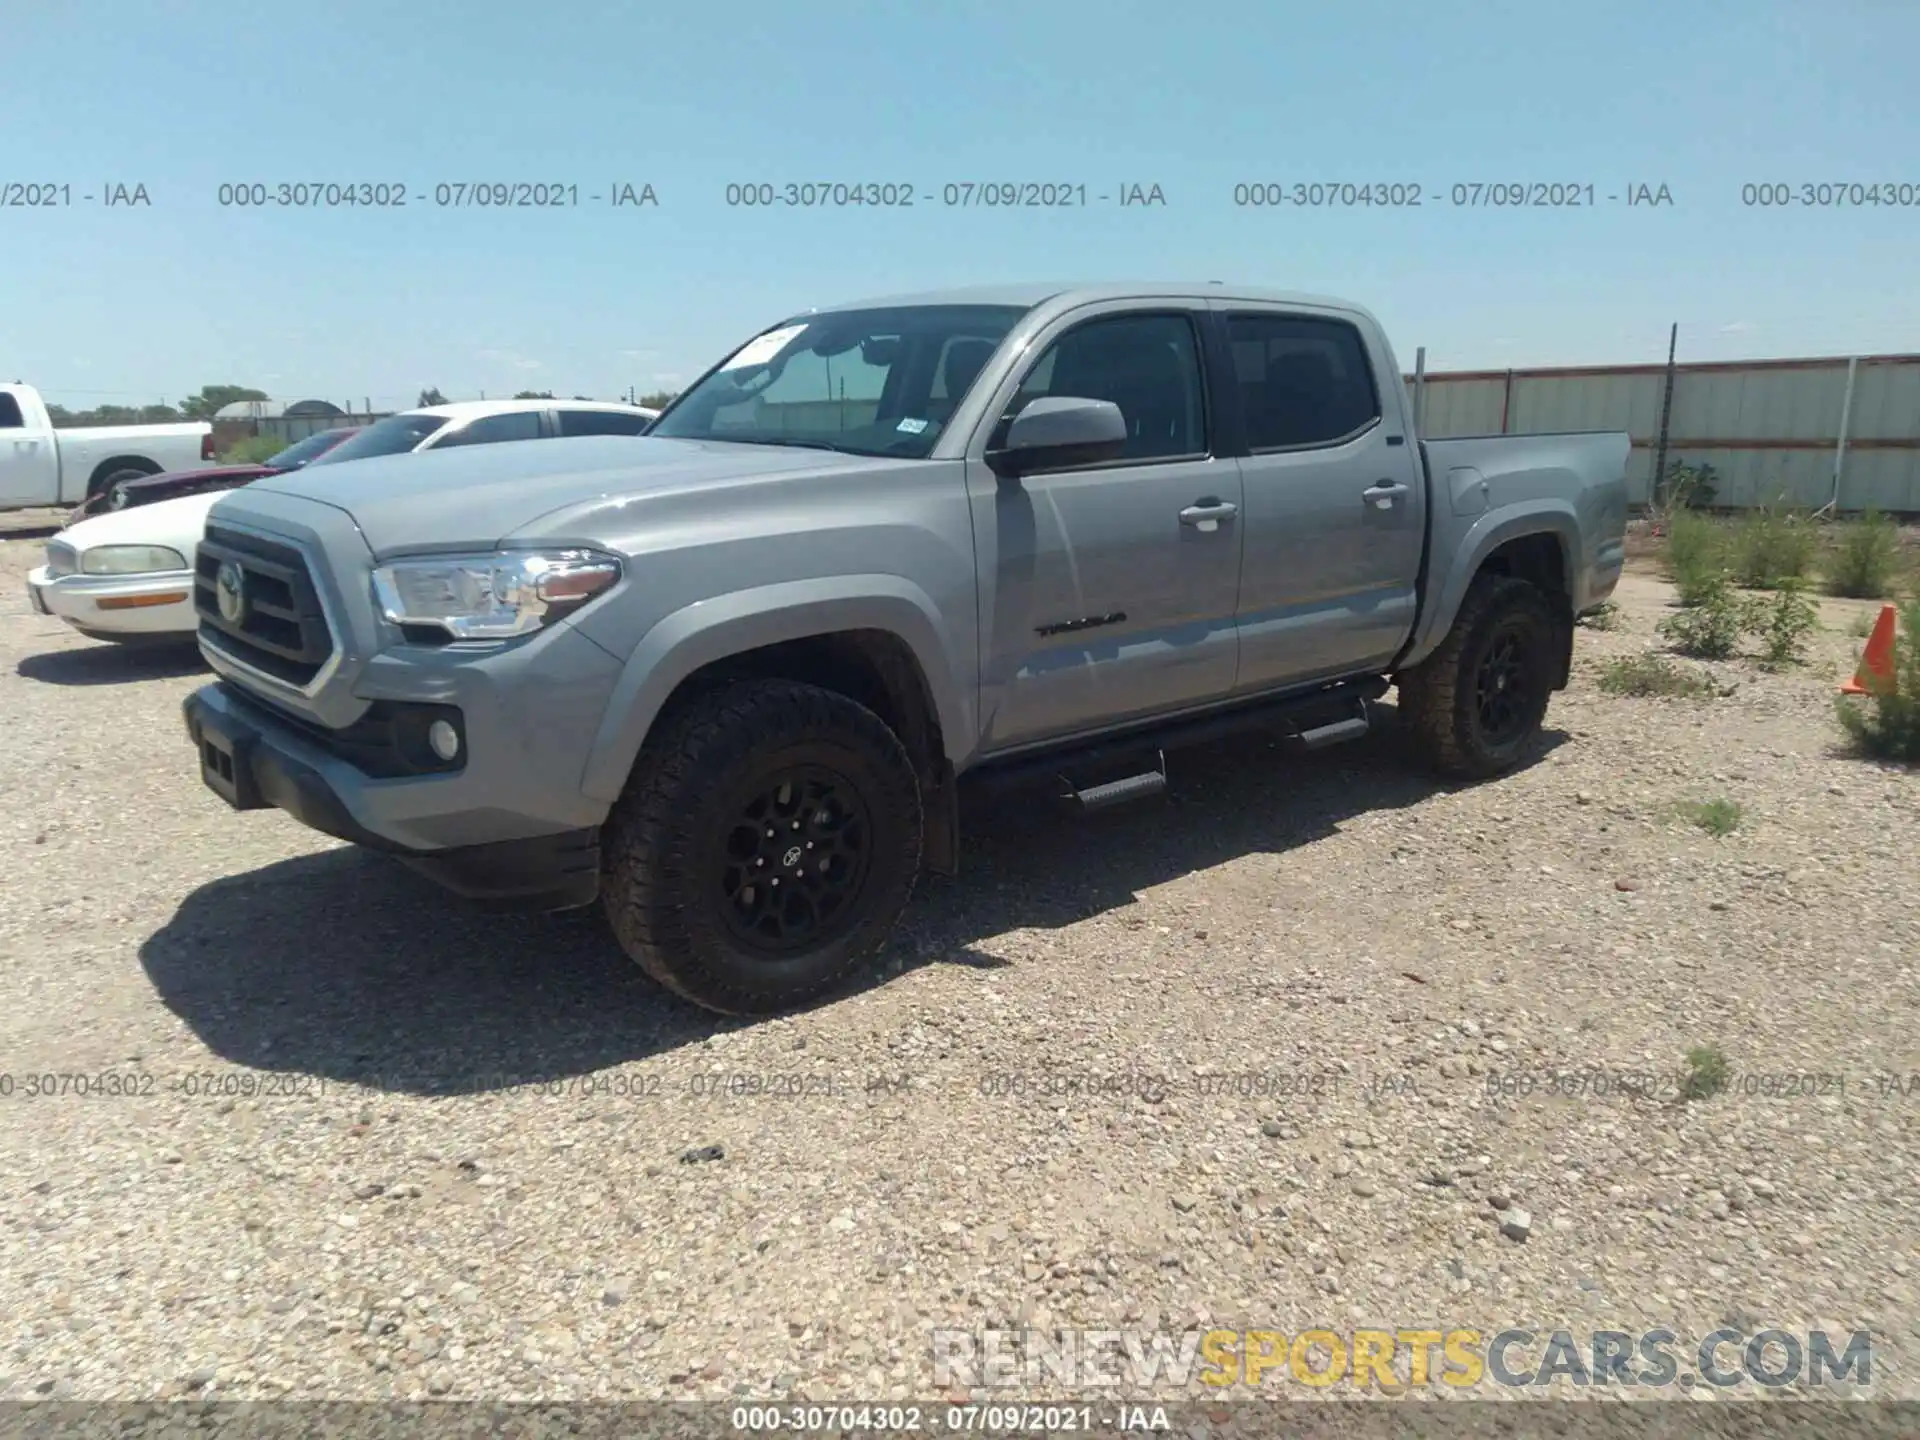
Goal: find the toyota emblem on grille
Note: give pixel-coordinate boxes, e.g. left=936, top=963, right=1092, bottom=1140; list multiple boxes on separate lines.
left=215, top=561, right=248, bottom=623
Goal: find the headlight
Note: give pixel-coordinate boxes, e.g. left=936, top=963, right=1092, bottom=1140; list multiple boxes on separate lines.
left=371, top=549, right=622, bottom=640
left=45, top=541, right=78, bottom=577
left=81, top=545, right=188, bottom=575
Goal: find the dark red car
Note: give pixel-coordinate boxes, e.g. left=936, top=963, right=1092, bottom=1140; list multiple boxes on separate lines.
left=68, top=425, right=365, bottom=522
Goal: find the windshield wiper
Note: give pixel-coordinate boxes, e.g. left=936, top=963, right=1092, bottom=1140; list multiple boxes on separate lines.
left=736, top=437, right=855, bottom=453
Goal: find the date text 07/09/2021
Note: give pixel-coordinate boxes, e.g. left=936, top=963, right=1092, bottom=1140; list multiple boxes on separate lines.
left=10, top=177, right=1920, bottom=211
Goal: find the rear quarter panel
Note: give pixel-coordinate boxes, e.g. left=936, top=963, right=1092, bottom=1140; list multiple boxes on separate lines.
left=1400, top=430, right=1629, bottom=669
left=52, top=424, right=212, bottom=501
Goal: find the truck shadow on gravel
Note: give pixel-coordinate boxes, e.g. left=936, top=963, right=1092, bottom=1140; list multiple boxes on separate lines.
left=908, top=716, right=1568, bottom=975
left=139, top=707, right=1565, bottom=1097
left=16, top=640, right=205, bottom=686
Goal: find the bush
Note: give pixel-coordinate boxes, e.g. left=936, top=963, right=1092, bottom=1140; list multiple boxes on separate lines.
left=1836, top=598, right=1920, bottom=763
left=1660, top=460, right=1719, bottom=511
left=1664, top=509, right=1726, bottom=606
left=1676, top=797, right=1742, bottom=837
left=1826, top=510, right=1900, bottom=599
left=1577, top=602, right=1619, bottom=631
left=1748, top=577, right=1819, bottom=669
left=1731, top=503, right=1819, bottom=588
left=217, top=434, right=284, bottom=465
left=1598, top=654, right=1714, bottom=698
left=1658, top=575, right=1745, bottom=658
left=1681, top=1045, right=1731, bottom=1101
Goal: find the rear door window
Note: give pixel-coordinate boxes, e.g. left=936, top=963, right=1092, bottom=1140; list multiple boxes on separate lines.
left=557, top=409, right=651, bottom=437
left=1225, top=314, right=1381, bottom=450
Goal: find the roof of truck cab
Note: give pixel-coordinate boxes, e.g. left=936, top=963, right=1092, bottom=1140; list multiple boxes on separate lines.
left=802, top=282, right=1369, bottom=314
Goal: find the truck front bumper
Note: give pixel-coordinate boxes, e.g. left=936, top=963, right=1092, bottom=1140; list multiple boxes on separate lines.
left=182, top=682, right=601, bottom=911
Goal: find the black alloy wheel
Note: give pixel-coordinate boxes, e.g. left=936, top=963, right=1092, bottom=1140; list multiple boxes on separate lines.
left=1471, top=622, right=1538, bottom=749
left=717, top=766, right=874, bottom=955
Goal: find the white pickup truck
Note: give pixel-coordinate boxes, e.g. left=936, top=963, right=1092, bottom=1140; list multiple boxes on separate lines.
left=0, top=382, right=214, bottom=511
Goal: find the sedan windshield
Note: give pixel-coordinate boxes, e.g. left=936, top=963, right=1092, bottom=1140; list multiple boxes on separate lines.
left=647, top=304, right=1028, bottom=459
left=306, top=412, right=448, bottom=466
left=265, top=428, right=356, bottom=470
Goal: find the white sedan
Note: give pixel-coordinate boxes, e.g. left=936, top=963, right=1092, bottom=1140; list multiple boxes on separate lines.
left=25, top=396, right=659, bottom=642
left=26, top=489, right=221, bottom=641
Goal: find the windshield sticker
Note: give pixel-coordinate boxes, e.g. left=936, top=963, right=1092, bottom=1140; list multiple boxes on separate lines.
left=720, top=323, right=807, bottom=371
left=896, top=418, right=929, bottom=434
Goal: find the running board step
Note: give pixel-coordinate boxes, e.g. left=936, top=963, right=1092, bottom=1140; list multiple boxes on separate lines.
left=1068, top=752, right=1168, bottom=811
left=1295, top=712, right=1371, bottom=750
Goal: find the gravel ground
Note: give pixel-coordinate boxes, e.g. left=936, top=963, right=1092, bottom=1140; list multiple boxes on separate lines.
left=1, top=533, right=1916, bottom=1409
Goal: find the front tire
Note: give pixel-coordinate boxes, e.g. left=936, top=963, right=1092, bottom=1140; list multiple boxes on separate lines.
left=600, top=679, right=924, bottom=1015
left=1397, top=574, right=1558, bottom=779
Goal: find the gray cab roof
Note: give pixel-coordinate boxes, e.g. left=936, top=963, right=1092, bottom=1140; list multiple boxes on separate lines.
left=800, top=281, right=1371, bottom=317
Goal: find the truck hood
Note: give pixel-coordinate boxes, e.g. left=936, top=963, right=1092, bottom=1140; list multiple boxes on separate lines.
left=245, top=434, right=880, bottom=555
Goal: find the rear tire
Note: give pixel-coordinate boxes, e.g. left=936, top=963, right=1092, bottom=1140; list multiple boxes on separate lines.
left=600, top=679, right=923, bottom=1015
left=1397, top=573, right=1558, bottom=779
left=93, top=468, right=152, bottom=511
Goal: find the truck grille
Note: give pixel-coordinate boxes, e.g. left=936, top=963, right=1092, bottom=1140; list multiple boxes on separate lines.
left=195, top=525, right=337, bottom=689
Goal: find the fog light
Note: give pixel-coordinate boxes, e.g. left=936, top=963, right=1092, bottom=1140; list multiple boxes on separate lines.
left=427, top=719, right=461, bottom=762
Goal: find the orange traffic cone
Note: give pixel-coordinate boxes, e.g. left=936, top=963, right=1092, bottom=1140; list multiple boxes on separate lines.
left=1841, top=604, right=1898, bottom=696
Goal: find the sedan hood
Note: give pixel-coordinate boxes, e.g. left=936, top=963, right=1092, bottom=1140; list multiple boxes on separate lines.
left=62, top=488, right=228, bottom=554
left=67, top=463, right=273, bottom=520
left=131, top=463, right=276, bottom=487
left=116, top=464, right=275, bottom=504
left=247, top=434, right=879, bottom=555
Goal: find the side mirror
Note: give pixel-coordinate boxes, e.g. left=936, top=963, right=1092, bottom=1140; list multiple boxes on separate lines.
left=985, top=396, right=1127, bottom=478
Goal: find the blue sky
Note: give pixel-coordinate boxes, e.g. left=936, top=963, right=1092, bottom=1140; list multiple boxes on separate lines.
left=5, top=0, right=1918, bottom=412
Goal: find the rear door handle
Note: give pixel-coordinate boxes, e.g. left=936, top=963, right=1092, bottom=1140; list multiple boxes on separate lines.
left=1179, top=499, right=1238, bottom=529
left=1365, top=480, right=1409, bottom=509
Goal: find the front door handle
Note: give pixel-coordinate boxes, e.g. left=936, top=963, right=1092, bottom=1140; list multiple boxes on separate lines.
left=1365, top=480, right=1409, bottom=510
left=1179, top=499, right=1238, bottom=530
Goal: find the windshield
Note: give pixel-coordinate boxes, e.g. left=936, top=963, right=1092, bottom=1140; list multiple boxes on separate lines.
left=265, top=428, right=355, bottom=470
left=648, top=304, right=1028, bottom=458
left=306, top=412, right=448, bottom=466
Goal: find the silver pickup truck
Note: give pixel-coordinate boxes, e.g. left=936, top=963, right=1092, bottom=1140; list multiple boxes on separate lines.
left=181, top=283, right=1628, bottom=1014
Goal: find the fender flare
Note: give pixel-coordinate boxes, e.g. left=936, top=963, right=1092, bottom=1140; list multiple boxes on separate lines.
left=578, top=574, right=972, bottom=803
left=1402, top=503, right=1578, bottom=670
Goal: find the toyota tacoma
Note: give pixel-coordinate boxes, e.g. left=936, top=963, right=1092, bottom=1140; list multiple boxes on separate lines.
left=181, top=283, right=1628, bottom=1014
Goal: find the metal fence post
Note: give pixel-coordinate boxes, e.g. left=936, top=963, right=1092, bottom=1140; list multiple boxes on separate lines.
left=1651, top=323, right=1678, bottom=509
left=1412, top=347, right=1427, bottom=439
left=1830, top=356, right=1858, bottom=514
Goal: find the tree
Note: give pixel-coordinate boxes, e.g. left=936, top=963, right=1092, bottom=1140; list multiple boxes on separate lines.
left=512, top=390, right=555, bottom=400
left=177, top=385, right=270, bottom=421
left=638, top=390, right=676, bottom=409
left=46, top=400, right=183, bottom=427
left=417, top=387, right=448, bottom=407
left=572, top=394, right=594, bottom=400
